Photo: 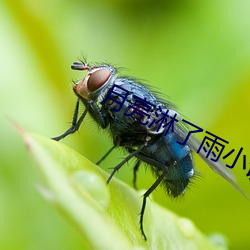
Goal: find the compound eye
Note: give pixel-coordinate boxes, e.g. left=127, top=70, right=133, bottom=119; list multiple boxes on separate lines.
left=87, top=68, right=111, bottom=92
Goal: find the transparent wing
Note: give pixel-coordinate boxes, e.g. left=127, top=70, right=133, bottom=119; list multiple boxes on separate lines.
left=174, top=124, right=248, bottom=199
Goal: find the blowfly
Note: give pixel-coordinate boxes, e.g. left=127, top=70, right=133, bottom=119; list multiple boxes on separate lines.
left=52, top=60, right=245, bottom=240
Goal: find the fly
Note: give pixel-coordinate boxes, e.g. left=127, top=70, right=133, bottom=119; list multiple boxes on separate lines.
left=52, top=60, right=245, bottom=240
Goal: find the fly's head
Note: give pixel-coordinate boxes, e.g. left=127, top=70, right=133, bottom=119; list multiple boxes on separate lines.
left=72, top=61, right=116, bottom=102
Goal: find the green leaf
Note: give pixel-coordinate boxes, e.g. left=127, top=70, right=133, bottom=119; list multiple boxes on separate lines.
left=19, top=128, right=227, bottom=250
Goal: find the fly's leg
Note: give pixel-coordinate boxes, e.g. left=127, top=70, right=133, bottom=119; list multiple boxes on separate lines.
left=133, top=160, right=141, bottom=189
left=52, top=99, right=89, bottom=141
left=89, top=100, right=107, bottom=129
left=140, top=172, right=166, bottom=240
left=96, top=145, right=116, bottom=165
left=107, top=143, right=146, bottom=184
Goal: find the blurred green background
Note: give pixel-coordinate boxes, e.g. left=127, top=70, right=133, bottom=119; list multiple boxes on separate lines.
left=0, top=0, right=250, bottom=249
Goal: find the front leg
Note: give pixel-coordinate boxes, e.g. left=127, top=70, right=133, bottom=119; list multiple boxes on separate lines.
left=52, top=99, right=89, bottom=141
left=89, top=100, right=108, bottom=129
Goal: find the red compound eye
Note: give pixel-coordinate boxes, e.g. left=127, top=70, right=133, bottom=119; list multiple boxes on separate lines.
left=87, top=68, right=111, bottom=92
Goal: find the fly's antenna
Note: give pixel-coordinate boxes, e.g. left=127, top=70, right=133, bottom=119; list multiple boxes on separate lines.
left=71, top=61, right=89, bottom=71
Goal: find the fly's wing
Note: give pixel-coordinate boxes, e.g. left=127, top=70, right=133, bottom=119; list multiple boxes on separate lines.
left=174, top=124, right=248, bottom=198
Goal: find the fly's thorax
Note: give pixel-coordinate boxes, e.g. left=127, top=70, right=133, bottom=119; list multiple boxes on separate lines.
left=73, top=64, right=117, bottom=102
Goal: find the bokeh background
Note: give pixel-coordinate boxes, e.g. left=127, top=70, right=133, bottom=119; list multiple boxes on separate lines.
left=0, top=0, right=250, bottom=249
